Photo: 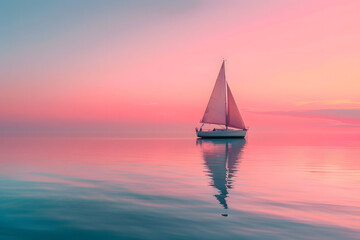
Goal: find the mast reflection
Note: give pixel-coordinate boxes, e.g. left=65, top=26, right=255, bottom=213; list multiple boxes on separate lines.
left=197, top=138, right=246, bottom=214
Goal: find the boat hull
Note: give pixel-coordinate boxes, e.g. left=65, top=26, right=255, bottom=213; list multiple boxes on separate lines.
left=196, top=129, right=247, bottom=138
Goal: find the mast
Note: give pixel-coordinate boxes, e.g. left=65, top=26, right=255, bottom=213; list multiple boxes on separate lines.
left=224, top=60, right=228, bottom=130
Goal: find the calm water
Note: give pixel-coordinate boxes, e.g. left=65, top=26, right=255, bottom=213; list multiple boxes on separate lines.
left=0, top=135, right=359, bottom=239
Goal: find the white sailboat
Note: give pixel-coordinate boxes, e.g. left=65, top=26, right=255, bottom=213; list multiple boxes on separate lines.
left=196, top=61, right=247, bottom=138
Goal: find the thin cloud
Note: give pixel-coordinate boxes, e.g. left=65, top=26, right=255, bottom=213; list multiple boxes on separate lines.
left=295, top=99, right=360, bottom=107
left=252, top=108, right=360, bottom=128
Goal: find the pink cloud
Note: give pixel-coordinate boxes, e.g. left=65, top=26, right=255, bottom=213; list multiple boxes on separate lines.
left=254, top=109, right=360, bottom=128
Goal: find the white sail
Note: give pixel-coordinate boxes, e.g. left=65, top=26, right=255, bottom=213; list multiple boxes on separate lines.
left=200, top=61, right=246, bottom=130
left=226, top=84, right=246, bottom=129
left=201, top=62, right=227, bottom=125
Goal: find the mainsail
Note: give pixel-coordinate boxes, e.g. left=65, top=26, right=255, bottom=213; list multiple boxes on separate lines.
left=201, top=61, right=246, bottom=129
left=201, top=62, right=227, bottom=125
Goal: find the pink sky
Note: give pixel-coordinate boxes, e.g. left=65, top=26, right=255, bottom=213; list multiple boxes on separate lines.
left=1, top=0, right=360, bottom=136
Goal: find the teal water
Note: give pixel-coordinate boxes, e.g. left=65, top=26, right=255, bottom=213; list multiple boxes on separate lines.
left=0, top=136, right=359, bottom=239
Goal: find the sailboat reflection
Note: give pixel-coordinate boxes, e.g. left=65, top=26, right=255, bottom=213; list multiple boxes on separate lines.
left=197, top=138, right=246, bottom=215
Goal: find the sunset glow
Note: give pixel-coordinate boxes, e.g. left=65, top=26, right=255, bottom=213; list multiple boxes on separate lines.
left=2, top=2, right=360, bottom=239
left=1, top=0, right=360, bottom=137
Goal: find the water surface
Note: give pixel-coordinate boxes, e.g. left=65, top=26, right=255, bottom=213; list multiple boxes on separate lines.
left=0, top=135, right=359, bottom=239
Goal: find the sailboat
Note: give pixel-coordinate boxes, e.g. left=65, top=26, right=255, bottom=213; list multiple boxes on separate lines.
left=196, top=61, right=247, bottom=138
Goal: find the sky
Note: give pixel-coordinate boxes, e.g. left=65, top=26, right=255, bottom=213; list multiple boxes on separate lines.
left=1, top=0, right=360, bottom=137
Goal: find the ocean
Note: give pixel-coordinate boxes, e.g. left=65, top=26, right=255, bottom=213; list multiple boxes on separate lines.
left=0, top=134, right=359, bottom=239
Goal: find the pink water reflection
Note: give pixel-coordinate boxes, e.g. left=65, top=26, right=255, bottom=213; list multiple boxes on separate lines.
left=0, top=134, right=359, bottom=234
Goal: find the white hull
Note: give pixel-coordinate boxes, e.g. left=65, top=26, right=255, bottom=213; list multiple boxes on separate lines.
left=197, top=129, right=247, bottom=138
